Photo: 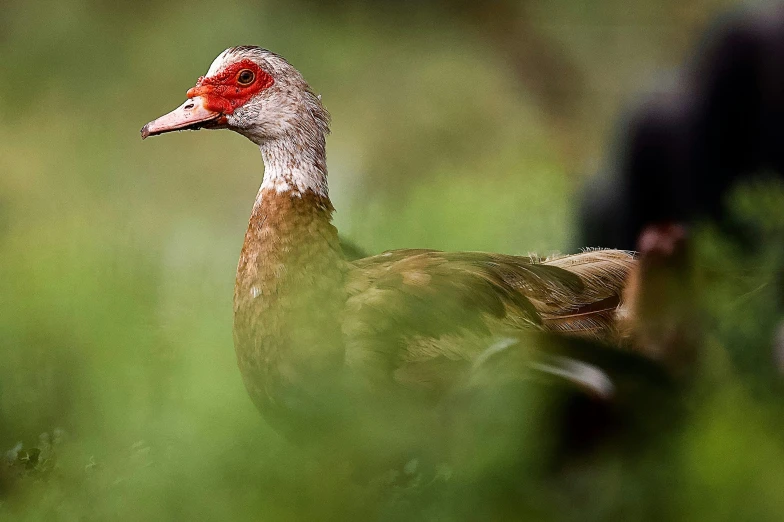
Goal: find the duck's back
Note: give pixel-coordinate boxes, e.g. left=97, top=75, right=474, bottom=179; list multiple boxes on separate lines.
left=343, top=249, right=636, bottom=394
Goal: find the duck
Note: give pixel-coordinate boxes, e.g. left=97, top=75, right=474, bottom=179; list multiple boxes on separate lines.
left=141, top=46, right=640, bottom=457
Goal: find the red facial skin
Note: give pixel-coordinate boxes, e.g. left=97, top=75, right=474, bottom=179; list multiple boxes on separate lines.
left=186, top=59, right=274, bottom=115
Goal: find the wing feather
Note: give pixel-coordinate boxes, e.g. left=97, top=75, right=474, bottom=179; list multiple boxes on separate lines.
left=344, top=248, right=636, bottom=391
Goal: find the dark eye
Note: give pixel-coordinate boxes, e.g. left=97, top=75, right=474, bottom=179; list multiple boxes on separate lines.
left=237, top=69, right=255, bottom=85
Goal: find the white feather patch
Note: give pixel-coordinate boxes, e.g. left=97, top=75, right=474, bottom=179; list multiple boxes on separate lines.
left=206, top=49, right=235, bottom=77
left=259, top=146, right=329, bottom=198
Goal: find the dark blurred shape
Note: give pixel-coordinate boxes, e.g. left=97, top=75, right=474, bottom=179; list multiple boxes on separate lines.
left=581, top=4, right=784, bottom=250
left=624, top=223, right=700, bottom=379
left=437, top=332, right=679, bottom=518
left=581, top=5, right=784, bottom=387
left=463, top=333, right=677, bottom=464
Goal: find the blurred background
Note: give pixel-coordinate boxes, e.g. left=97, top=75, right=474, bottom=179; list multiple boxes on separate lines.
left=1, top=0, right=783, bottom=520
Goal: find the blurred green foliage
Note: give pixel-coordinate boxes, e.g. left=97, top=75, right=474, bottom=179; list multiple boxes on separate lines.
left=1, top=0, right=782, bottom=520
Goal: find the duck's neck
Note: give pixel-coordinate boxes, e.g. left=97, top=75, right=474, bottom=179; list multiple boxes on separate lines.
left=258, top=130, right=330, bottom=197
left=233, top=131, right=346, bottom=421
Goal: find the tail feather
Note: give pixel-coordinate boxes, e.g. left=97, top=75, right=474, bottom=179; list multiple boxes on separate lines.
left=535, top=250, right=636, bottom=339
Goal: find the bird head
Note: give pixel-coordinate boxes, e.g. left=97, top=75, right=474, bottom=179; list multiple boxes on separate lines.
left=141, top=46, right=329, bottom=145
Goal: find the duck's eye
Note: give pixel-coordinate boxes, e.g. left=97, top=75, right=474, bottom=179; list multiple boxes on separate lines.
left=237, top=69, right=255, bottom=85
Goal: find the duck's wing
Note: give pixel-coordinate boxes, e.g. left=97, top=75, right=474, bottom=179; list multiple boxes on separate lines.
left=344, top=249, right=636, bottom=392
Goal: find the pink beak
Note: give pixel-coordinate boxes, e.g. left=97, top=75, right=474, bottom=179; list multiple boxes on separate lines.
left=140, top=96, right=223, bottom=139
